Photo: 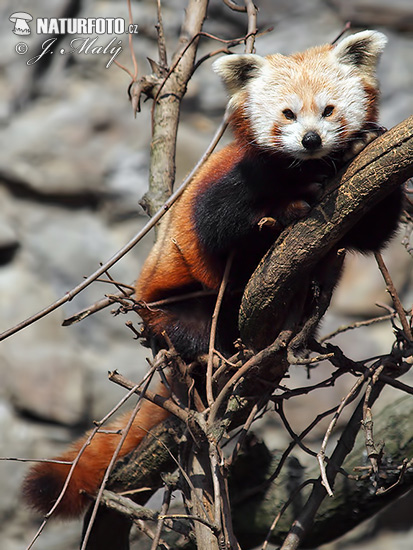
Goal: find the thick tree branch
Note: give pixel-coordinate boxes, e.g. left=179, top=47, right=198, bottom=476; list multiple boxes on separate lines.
left=141, top=0, right=209, bottom=216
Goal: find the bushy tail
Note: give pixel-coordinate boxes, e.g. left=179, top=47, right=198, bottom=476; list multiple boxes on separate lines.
left=23, top=390, right=170, bottom=518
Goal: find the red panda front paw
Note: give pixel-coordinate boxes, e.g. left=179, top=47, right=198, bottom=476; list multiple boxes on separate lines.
left=342, top=123, right=387, bottom=162
left=260, top=199, right=312, bottom=231
left=279, top=200, right=312, bottom=225
left=305, top=182, right=324, bottom=203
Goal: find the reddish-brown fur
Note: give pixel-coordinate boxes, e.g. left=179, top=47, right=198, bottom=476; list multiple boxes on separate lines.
left=23, top=389, right=170, bottom=517
left=136, top=143, right=245, bottom=305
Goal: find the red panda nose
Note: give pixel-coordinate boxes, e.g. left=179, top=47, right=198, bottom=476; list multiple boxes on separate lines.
left=302, top=131, right=322, bottom=151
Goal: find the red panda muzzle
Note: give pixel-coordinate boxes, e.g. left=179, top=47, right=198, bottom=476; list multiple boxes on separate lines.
left=302, top=131, right=322, bottom=151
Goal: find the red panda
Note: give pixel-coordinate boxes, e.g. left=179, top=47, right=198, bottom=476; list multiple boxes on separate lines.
left=23, top=31, right=402, bottom=518
left=135, top=29, right=402, bottom=360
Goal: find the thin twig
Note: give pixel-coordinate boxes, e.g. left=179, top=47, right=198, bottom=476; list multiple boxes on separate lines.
left=219, top=448, right=242, bottom=550
left=330, top=21, right=351, bottom=45
left=0, top=456, right=71, bottom=464
left=209, top=329, right=292, bottom=425
left=362, top=365, right=385, bottom=483
left=317, top=367, right=374, bottom=496
left=320, top=313, right=395, bottom=343
left=158, top=514, right=218, bottom=534
left=99, top=267, right=131, bottom=296
left=227, top=402, right=259, bottom=467
left=192, top=28, right=273, bottom=73
left=98, top=490, right=190, bottom=536
left=376, top=458, right=409, bottom=496
left=288, top=352, right=335, bottom=365
left=150, top=485, right=171, bottom=550
left=143, top=289, right=218, bottom=310
left=81, top=370, right=157, bottom=550
left=261, top=480, right=317, bottom=550
left=276, top=401, right=323, bottom=460
left=378, top=374, right=413, bottom=395
left=211, top=352, right=240, bottom=382
left=209, top=445, right=223, bottom=531
left=272, top=368, right=347, bottom=402
left=109, top=371, right=189, bottom=424
left=374, top=252, right=412, bottom=340
left=152, top=29, right=256, bottom=109
left=64, top=287, right=218, bottom=326
left=126, top=0, right=138, bottom=79
left=223, top=0, right=246, bottom=12
left=206, top=252, right=234, bottom=407
left=94, top=278, right=135, bottom=291
left=111, top=0, right=139, bottom=81
left=244, top=0, right=258, bottom=53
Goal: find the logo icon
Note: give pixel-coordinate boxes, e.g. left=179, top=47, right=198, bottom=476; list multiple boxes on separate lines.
left=9, top=12, right=33, bottom=35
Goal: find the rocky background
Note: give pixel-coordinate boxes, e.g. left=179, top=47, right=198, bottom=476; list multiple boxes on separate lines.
left=0, top=0, right=412, bottom=549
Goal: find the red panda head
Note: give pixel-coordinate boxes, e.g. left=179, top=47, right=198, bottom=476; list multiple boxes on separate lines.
left=213, top=31, right=387, bottom=160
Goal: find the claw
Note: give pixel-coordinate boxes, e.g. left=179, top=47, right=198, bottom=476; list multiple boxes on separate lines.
left=258, top=217, right=277, bottom=230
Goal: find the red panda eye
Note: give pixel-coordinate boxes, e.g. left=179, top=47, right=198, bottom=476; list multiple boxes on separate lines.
left=282, top=109, right=296, bottom=121
left=322, top=105, right=334, bottom=117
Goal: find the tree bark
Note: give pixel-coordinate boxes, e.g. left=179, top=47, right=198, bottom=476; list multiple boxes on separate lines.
left=231, top=395, right=413, bottom=549
left=142, top=0, right=209, bottom=216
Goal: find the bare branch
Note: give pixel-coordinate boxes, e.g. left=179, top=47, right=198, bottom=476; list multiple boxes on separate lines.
left=374, top=252, right=413, bottom=340
left=108, top=371, right=189, bottom=425
left=143, top=0, right=209, bottom=215
left=206, top=252, right=234, bottom=407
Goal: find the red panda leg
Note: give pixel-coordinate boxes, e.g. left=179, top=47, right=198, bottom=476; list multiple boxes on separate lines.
left=23, top=383, right=171, bottom=518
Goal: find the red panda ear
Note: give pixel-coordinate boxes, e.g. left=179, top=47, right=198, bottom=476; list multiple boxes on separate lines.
left=213, top=54, right=265, bottom=96
left=333, top=30, right=387, bottom=75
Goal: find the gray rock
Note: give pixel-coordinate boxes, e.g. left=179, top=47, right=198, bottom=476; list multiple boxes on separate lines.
left=3, top=345, right=88, bottom=425
left=330, top=236, right=413, bottom=317
left=0, top=219, right=19, bottom=266
left=329, top=0, right=413, bottom=31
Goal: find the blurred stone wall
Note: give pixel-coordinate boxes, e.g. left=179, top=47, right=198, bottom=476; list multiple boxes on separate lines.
left=0, top=0, right=412, bottom=548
